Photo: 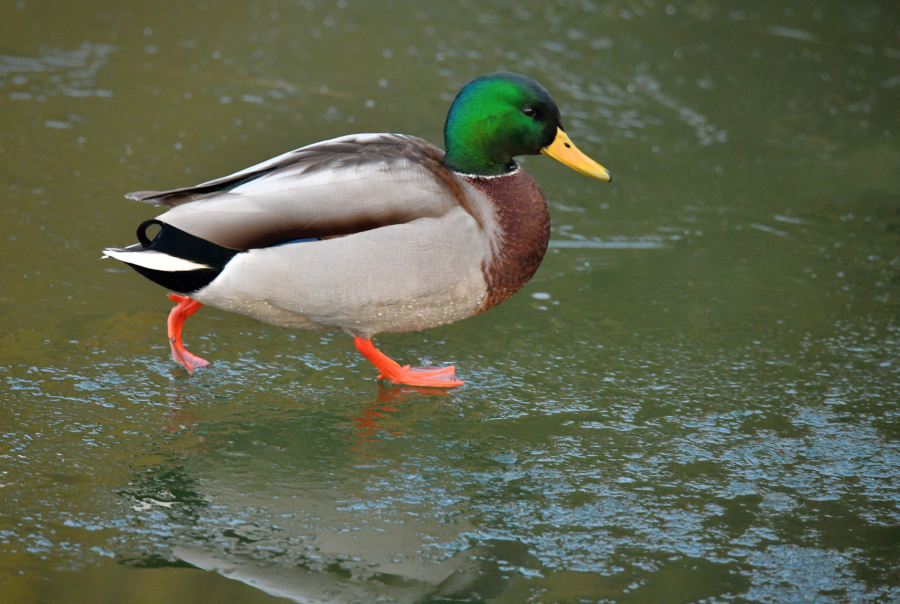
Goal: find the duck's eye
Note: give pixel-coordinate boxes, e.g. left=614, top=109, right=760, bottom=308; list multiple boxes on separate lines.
left=523, top=107, right=536, bottom=117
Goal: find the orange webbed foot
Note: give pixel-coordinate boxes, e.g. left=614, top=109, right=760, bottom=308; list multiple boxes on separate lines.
left=167, top=293, right=209, bottom=374
left=169, top=341, right=210, bottom=374
left=377, top=364, right=464, bottom=387
left=354, top=336, right=464, bottom=388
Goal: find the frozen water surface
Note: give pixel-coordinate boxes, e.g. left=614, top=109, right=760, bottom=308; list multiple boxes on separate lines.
left=1, top=1, right=899, bottom=602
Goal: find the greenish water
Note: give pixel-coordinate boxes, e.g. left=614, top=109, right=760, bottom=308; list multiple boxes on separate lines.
left=2, top=1, right=900, bottom=602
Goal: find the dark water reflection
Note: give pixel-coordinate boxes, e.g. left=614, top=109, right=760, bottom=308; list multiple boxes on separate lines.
left=2, top=0, right=900, bottom=602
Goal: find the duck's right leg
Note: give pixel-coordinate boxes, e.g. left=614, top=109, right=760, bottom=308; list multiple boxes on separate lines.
left=167, top=293, right=209, bottom=374
left=353, top=336, right=463, bottom=388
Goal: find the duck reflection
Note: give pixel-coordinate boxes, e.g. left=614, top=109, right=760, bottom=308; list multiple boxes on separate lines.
left=130, top=384, right=483, bottom=603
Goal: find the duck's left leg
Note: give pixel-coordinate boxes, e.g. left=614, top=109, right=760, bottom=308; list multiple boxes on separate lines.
left=167, top=293, right=210, bottom=374
left=353, top=336, right=464, bottom=388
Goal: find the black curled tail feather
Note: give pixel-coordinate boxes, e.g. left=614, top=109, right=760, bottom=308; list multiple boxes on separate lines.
left=129, top=221, right=244, bottom=295
left=137, top=219, right=164, bottom=247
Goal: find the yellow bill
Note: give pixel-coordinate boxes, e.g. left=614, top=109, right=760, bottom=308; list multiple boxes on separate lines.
left=540, top=128, right=611, bottom=181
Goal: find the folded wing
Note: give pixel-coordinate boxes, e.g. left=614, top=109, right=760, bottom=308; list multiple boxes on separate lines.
left=130, top=134, right=465, bottom=250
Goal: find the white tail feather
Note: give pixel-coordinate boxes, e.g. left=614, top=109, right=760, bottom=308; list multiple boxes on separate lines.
left=102, top=248, right=210, bottom=272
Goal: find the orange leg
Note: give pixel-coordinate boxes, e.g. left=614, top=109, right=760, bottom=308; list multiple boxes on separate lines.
left=353, top=336, right=464, bottom=388
left=167, top=293, right=210, bottom=374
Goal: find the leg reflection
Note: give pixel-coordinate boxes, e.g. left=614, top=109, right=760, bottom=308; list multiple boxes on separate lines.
left=350, top=385, right=452, bottom=454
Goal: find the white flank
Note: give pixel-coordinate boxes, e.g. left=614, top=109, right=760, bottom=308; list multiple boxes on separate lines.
left=102, top=248, right=211, bottom=271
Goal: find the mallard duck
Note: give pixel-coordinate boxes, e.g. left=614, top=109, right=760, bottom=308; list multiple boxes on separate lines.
left=104, top=72, right=610, bottom=387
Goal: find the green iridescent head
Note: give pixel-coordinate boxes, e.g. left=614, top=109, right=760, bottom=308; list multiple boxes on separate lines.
left=443, top=72, right=562, bottom=176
